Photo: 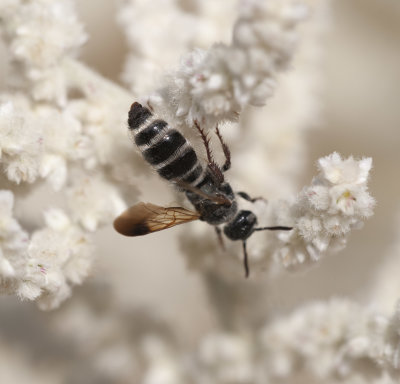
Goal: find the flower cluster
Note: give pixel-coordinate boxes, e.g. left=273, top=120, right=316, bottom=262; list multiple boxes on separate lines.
left=0, top=97, right=89, bottom=188
left=0, top=0, right=87, bottom=105
left=274, top=152, right=375, bottom=270
left=0, top=0, right=135, bottom=308
left=0, top=190, right=94, bottom=310
left=0, top=190, right=29, bottom=294
left=19, top=208, right=93, bottom=310
left=154, top=0, right=308, bottom=128
left=118, top=0, right=238, bottom=97
left=260, top=298, right=400, bottom=382
left=0, top=100, right=43, bottom=184
left=117, top=0, right=199, bottom=96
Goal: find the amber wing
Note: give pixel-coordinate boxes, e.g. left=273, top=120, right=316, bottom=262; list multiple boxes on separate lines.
left=113, top=202, right=200, bottom=236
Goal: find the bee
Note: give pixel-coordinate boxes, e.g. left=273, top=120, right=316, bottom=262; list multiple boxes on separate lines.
left=114, top=102, right=292, bottom=277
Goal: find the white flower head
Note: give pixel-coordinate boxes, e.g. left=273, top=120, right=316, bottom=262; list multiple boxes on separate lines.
left=0, top=101, right=43, bottom=184
left=0, top=190, right=29, bottom=295
left=0, top=190, right=28, bottom=248
left=318, top=152, right=372, bottom=186
left=271, top=152, right=374, bottom=271
left=27, top=65, right=70, bottom=106
left=7, top=0, right=87, bottom=69
left=67, top=174, right=126, bottom=232
left=155, top=0, right=308, bottom=129
left=17, top=209, right=93, bottom=309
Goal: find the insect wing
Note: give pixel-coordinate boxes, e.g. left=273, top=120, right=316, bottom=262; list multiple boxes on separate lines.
left=113, top=202, right=200, bottom=236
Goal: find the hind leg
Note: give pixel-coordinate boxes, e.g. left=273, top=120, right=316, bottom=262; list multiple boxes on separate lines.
left=215, top=125, right=231, bottom=172
left=194, top=120, right=225, bottom=184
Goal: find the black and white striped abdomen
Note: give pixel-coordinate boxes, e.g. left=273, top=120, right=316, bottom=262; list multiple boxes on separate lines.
left=128, top=102, right=204, bottom=185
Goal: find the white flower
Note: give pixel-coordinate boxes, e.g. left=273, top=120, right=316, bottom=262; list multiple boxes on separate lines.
left=28, top=66, right=69, bottom=106
left=117, top=0, right=201, bottom=95
left=318, top=152, right=372, bottom=185
left=0, top=190, right=29, bottom=294
left=275, top=153, right=375, bottom=270
left=259, top=299, right=400, bottom=381
left=6, top=0, right=87, bottom=69
left=0, top=101, right=43, bottom=184
left=0, top=99, right=93, bottom=189
left=39, top=154, right=67, bottom=191
left=17, top=209, right=93, bottom=309
left=67, top=174, right=126, bottom=232
left=34, top=104, right=87, bottom=189
left=155, top=0, right=308, bottom=128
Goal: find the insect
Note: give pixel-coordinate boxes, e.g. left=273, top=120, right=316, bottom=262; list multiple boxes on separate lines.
left=113, top=102, right=292, bottom=277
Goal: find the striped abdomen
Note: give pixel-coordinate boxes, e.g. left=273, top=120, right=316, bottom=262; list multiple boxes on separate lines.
left=128, top=102, right=204, bottom=185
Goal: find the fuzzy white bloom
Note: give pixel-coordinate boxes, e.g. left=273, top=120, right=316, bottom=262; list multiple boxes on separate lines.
left=274, top=152, right=375, bottom=270
left=0, top=97, right=90, bottom=190
left=17, top=208, right=93, bottom=310
left=0, top=1, right=136, bottom=308
left=153, top=0, right=308, bottom=128
left=3, top=0, right=86, bottom=68
left=118, top=0, right=237, bottom=96
left=1, top=0, right=87, bottom=105
left=260, top=298, right=400, bottom=382
left=67, top=174, right=126, bottom=232
left=0, top=190, right=29, bottom=292
left=117, top=0, right=199, bottom=95
left=229, top=0, right=329, bottom=199
left=0, top=101, right=43, bottom=184
left=0, top=93, right=130, bottom=308
left=0, top=190, right=94, bottom=310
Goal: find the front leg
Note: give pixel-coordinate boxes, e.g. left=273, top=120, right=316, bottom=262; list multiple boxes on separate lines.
left=237, top=191, right=267, bottom=203
left=215, top=226, right=225, bottom=250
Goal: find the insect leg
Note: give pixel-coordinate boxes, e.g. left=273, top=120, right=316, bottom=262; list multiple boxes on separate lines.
left=194, top=120, right=224, bottom=184
left=215, top=226, right=226, bottom=250
left=242, top=240, right=250, bottom=278
left=194, top=120, right=214, bottom=164
left=215, top=125, right=231, bottom=172
left=254, top=226, right=293, bottom=231
left=237, top=191, right=267, bottom=203
left=173, top=179, right=232, bottom=205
